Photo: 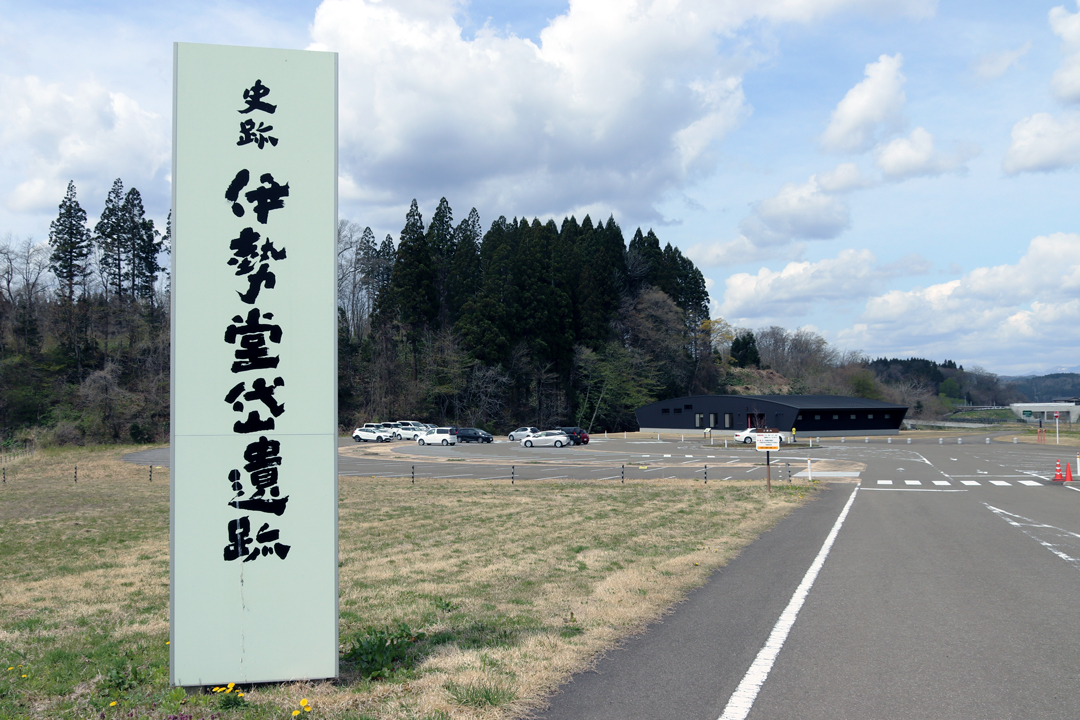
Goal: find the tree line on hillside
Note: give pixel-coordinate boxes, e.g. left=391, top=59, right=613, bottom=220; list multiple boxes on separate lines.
left=0, top=184, right=1034, bottom=447
left=336, top=198, right=717, bottom=431
left=1, top=180, right=168, bottom=445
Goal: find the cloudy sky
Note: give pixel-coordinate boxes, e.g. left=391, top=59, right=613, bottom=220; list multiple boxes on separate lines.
left=2, top=0, right=1079, bottom=375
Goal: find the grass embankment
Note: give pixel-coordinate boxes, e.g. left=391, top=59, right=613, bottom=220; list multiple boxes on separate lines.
left=0, top=445, right=815, bottom=719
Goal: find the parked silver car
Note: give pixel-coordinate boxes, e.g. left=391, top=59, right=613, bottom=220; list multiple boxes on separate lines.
left=508, top=426, right=539, bottom=441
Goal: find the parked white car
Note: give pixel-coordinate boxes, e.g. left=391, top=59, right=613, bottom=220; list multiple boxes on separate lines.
left=733, top=428, right=789, bottom=444
left=352, top=426, right=392, bottom=443
left=520, top=430, right=570, bottom=448
left=394, top=421, right=426, bottom=441
left=417, top=427, right=459, bottom=446
left=508, top=426, right=539, bottom=441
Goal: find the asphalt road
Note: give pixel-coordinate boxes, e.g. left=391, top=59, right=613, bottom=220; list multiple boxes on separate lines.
left=127, top=435, right=1080, bottom=718
left=535, top=439, right=1080, bottom=720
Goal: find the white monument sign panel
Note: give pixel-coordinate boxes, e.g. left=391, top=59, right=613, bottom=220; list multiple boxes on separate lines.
left=171, top=42, right=338, bottom=686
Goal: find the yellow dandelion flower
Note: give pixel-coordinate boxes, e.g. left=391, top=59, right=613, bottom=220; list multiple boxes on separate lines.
left=304, top=708, right=312, bottom=713
left=21, top=675, right=27, bottom=678
left=166, top=641, right=170, bottom=645
left=237, top=693, right=244, bottom=697
left=109, top=701, right=117, bottom=707
left=227, top=682, right=235, bottom=688
left=6, top=666, right=12, bottom=671
left=292, top=712, right=301, bottom=717
left=300, top=698, right=309, bottom=706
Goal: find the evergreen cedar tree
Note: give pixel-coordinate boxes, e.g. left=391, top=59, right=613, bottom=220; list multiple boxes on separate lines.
left=373, top=199, right=709, bottom=378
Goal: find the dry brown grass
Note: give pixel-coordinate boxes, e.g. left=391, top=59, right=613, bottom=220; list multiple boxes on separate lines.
left=0, top=444, right=820, bottom=719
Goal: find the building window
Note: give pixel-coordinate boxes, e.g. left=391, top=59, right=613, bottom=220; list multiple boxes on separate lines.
left=685, top=404, right=693, bottom=410
left=868, top=413, right=874, bottom=419
left=695, top=413, right=703, bottom=428
left=884, top=413, right=891, bottom=419
left=674, top=408, right=682, bottom=414
left=797, top=414, right=803, bottom=420
left=815, top=414, right=821, bottom=420
left=851, top=414, right=857, bottom=420
left=833, top=414, right=839, bottom=420
left=724, top=413, right=733, bottom=429
left=662, top=408, right=670, bottom=415
left=709, top=413, right=718, bottom=427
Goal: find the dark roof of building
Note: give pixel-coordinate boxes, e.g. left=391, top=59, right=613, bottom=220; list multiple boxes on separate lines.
left=742, top=395, right=907, bottom=410
left=640, top=394, right=906, bottom=410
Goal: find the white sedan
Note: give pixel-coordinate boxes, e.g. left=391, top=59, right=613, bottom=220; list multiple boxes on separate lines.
left=733, top=428, right=789, bottom=444
left=520, top=430, right=570, bottom=448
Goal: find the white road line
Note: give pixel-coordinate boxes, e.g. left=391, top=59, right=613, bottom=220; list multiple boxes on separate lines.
left=537, top=475, right=568, bottom=481
left=596, top=475, right=623, bottom=481
left=723, top=476, right=733, bottom=481
left=1018, top=480, right=1043, bottom=486
left=933, top=480, right=951, bottom=486
left=862, top=488, right=967, bottom=492
left=990, top=480, right=1011, bottom=486
left=877, top=480, right=893, bottom=485
left=432, top=473, right=474, bottom=479
left=960, top=480, right=980, bottom=486
left=985, top=503, right=1080, bottom=570
left=717, top=485, right=859, bottom=720
left=905, top=480, right=921, bottom=485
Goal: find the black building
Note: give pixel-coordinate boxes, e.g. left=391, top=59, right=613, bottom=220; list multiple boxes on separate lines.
left=635, top=395, right=908, bottom=436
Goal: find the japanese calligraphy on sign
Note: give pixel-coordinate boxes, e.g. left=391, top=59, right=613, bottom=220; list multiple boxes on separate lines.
left=171, top=42, right=338, bottom=687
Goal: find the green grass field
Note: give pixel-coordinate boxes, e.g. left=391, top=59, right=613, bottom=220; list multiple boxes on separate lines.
left=0, top=445, right=818, bottom=719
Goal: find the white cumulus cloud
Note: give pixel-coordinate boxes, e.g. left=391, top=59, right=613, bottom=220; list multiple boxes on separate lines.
left=837, top=233, right=1080, bottom=367
left=1051, top=2, right=1080, bottom=103
left=1003, top=112, right=1080, bottom=173
left=716, top=248, right=929, bottom=321
left=739, top=176, right=851, bottom=245
left=819, top=53, right=906, bottom=153
left=874, top=126, right=977, bottom=179
left=0, top=74, right=169, bottom=214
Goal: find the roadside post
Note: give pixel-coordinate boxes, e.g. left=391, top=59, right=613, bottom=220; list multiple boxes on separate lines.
left=755, top=429, right=781, bottom=495
left=1056, top=412, right=1060, bottom=445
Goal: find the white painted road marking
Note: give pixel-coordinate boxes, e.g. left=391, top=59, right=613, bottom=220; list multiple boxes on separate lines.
left=985, top=504, right=1080, bottom=570
left=877, top=480, right=893, bottom=485
left=905, top=480, right=921, bottom=485
left=933, top=480, right=951, bottom=486
left=717, top=486, right=860, bottom=720
left=990, top=480, right=1011, bottom=486
left=961, top=480, right=980, bottom=486
left=1018, top=480, right=1043, bottom=487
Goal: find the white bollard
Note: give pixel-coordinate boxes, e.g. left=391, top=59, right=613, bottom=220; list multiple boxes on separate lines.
left=1013, top=437, right=1017, bottom=444
left=907, top=438, right=911, bottom=444
left=725, top=439, right=728, bottom=449
left=807, top=458, right=813, bottom=483
left=939, top=437, right=943, bottom=445
left=842, top=437, right=845, bottom=443
left=958, top=437, right=963, bottom=445
left=986, top=438, right=990, bottom=444
left=865, top=437, right=869, bottom=443
left=888, top=437, right=892, bottom=444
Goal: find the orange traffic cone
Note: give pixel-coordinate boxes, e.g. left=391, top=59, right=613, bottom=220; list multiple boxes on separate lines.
left=1053, top=460, right=1064, bottom=482
left=1068, top=463, right=1074, bottom=483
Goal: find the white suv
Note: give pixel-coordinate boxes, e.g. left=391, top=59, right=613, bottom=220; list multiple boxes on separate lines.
left=417, top=427, right=458, bottom=446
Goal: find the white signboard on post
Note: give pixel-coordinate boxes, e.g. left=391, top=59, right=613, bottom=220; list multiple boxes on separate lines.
left=755, top=431, right=781, bottom=452
left=170, top=42, right=338, bottom=686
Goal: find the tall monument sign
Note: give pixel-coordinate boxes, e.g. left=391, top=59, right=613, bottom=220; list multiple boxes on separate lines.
left=170, top=42, right=338, bottom=686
